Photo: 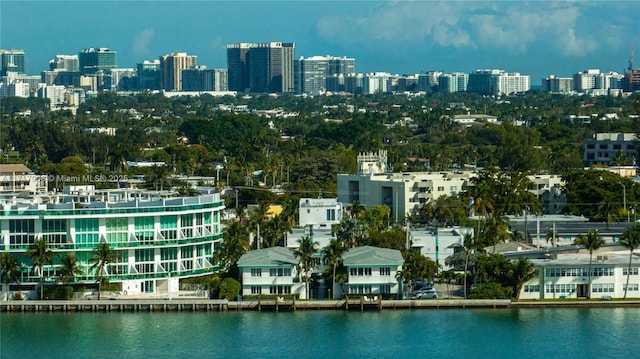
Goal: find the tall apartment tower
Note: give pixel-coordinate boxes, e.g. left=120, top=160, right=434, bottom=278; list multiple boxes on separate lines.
left=78, top=48, right=117, bottom=75
left=294, top=55, right=355, bottom=94
left=0, top=49, right=26, bottom=76
left=49, top=55, right=79, bottom=72
left=468, top=69, right=530, bottom=96
left=227, top=42, right=295, bottom=93
left=159, top=52, right=197, bottom=91
left=438, top=72, right=469, bottom=92
left=136, top=60, right=161, bottom=90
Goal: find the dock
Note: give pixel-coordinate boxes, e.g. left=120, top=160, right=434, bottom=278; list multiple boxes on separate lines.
left=0, top=299, right=229, bottom=313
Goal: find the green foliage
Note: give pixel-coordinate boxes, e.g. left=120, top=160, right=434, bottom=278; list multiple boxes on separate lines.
left=217, top=277, right=241, bottom=300
left=467, top=282, right=513, bottom=299
left=42, top=286, right=75, bottom=300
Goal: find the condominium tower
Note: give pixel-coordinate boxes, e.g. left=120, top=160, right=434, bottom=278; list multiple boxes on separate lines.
left=159, top=52, right=197, bottom=91
left=0, top=49, right=26, bottom=76
left=294, top=55, right=355, bottom=95
left=227, top=42, right=295, bottom=93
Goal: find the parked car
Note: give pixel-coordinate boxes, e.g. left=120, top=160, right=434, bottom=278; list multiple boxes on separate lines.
left=414, top=281, right=433, bottom=291
left=413, top=288, right=438, bottom=299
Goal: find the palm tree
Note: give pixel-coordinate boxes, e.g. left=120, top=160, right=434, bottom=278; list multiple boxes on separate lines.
left=0, top=253, right=22, bottom=300
left=574, top=230, right=605, bottom=299
left=293, top=236, right=318, bottom=300
left=90, top=242, right=119, bottom=300
left=511, top=257, right=537, bottom=301
left=620, top=224, right=640, bottom=299
left=323, top=238, right=347, bottom=299
left=336, top=217, right=368, bottom=248
left=546, top=228, right=559, bottom=247
left=25, top=239, right=56, bottom=300
left=57, top=253, right=83, bottom=285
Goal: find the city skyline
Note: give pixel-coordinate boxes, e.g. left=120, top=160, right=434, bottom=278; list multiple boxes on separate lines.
left=1, top=1, right=639, bottom=81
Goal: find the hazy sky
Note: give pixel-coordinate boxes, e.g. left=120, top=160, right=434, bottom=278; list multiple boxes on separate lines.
left=2, top=1, right=639, bottom=82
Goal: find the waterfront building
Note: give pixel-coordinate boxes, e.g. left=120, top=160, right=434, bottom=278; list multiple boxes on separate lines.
left=237, top=247, right=306, bottom=298
left=363, top=72, right=393, bottom=94
left=518, top=247, right=640, bottom=300
left=583, top=133, right=637, bottom=167
left=78, top=48, right=117, bottom=75
left=136, top=60, right=161, bottom=90
left=410, top=227, right=474, bottom=270
left=0, top=49, right=26, bottom=76
left=227, top=42, right=295, bottom=93
left=159, top=52, right=197, bottom=91
left=342, top=246, right=403, bottom=298
left=1, top=184, right=224, bottom=297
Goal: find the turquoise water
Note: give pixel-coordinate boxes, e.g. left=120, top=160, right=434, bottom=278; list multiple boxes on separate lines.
left=2, top=308, right=640, bottom=358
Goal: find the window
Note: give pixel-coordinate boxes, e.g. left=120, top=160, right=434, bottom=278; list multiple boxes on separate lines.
left=251, top=286, right=261, bottom=294
left=623, top=284, right=639, bottom=291
left=269, top=268, right=292, bottom=277
left=545, top=284, right=576, bottom=294
left=380, top=284, right=391, bottom=293
left=350, top=267, right=372, bottom=276
left=437, top=186, right=445, bottom=191
left=524, top=285, right=540, bottom=293
left=269, top=286, right=291, bottom=294
left=623, top=267, right=639, bottom=276
left=326, top=209, right=336, bottom=221
left=251, top=268, right=262, bottom=277
left=592, top=283, right=614, bottom=293
left=379, top=267, right=391, bottom=276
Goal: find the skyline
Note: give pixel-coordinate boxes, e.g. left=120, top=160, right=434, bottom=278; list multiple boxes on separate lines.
left=1, top=1, right=639, bottom=82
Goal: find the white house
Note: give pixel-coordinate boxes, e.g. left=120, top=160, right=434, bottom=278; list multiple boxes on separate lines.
left=342, top=246, right=404, bottom=299
left=237, top=247, right=307, bottom=299
left=518, top=248, right=640, bottom=300
left=411, top=227, right=474, bottom=270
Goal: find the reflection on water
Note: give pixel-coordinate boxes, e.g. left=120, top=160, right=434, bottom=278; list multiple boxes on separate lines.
left=2, top=308, right=640, bottom=359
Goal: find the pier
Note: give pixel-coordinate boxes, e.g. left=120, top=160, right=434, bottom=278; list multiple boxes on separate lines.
left=0, top=299, right=229, bottom=313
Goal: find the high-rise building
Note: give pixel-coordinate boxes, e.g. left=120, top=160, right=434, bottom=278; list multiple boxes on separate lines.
left=136, top=60, right=161, bottom=90
left=416, top=72, right=442, bottom=92
left=541, top=75, right=573, bottom=93
left=468, top=69, right=530, bottom=96
left=78, top=48, right=117, bottom=75
left=0, top=49, right=26, bottom=76
left=110, top=68, right=137, bottom=91
left=227, top=42, right=295, bottom=93
left=159, top=52, right=197, bottom=91
left=213, top=69, right=228, bottom=92
left=438, top=72, right=468, bottom=92
left=49, top=55, right=79, bottom=72
left=294, top=55, right=355, bottom=94
left=226, top=43, right=251, bottom=92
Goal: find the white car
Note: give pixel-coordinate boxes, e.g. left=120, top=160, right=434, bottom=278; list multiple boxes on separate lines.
left=413, top=288, right=438, bottom=299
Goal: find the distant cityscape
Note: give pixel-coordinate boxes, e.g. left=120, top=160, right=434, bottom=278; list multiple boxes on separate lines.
left=1, top=42, right=639, bottom=111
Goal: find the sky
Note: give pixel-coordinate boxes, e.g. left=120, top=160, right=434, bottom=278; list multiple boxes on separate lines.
left=1, top=0, right=639, bottom=82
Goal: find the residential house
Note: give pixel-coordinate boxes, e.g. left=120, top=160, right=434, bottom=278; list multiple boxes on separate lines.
left=237, top=247, right=306, bottom=299
left=341, top=246, right=404, bottom=299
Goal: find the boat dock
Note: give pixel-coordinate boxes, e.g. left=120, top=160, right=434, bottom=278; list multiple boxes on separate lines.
left=0, top=299, right=229, bottom=313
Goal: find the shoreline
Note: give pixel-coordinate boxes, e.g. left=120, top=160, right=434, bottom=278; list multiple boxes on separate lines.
left=3, top=298, right=640, bottom=313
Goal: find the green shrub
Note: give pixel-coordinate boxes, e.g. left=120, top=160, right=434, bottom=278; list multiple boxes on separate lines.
left=43, top=286, right=74, bottom=300
left=217, top=277, right=241, bottom=300
left=467, top=282, right=513, bottom=299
